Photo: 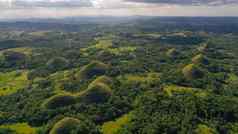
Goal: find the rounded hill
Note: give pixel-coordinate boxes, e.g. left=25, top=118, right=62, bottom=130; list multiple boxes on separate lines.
left=78, top=83, right=112, bottom=103
left=192, top=54, right=209, bottom=65
left=166, top=48, right=179, bottom=58
left=49, top=117, right=83, bottom=134
left=182, top=64, right=204, bottom=80
left=89, top=75, right=113, bottom=88
left=76, top=61, right=109, bottom=80
left=43, top=94, right=76, bottom=109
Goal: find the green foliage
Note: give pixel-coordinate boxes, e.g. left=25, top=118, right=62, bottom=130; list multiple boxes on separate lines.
left=222, top=74, right=238, bottom=96
left=121, top=92, right=238, bottom=134
left=78, top=82, right=112, bottom=104
left=46, top=57, right=69, bottom=72
left=27, top=69, right=50, bottom=81
left=224, top=123, right=238, bottom=134
left=0, top=70, right=29, bottom=96
left=49, top=117, right=85, bottom=134
left=182, top=64, right=204, bottom=80
left=89, top=76, right=113, bottom=88
left=166, top=48, right=179, bottom=58
left=0, top=123, right=36, bottom=134
left=0, top=22, right=238, bottom=134
left=43, top=94, right=76, bottom=109
left=82, top=38, right=136, bottom=56
left=194, top=124, right=216, bottom=134
left=192, top=54, right=209, bottom=65
left=118, top=73, right=161, bottom=90
left=1, top=51, right=26, bottom=68
left=102, top=113, right=132, bottom=134
left=0, top=128, right=15, bottom=134
left=48, top=70, right=75, bottom=91
left=76, top=61, right=109, bottom=80
left=197, top=43, right=210, bottom=52
left=1, top=47, right=33, bottom=56
left=163, top=85, right=208, bottom=97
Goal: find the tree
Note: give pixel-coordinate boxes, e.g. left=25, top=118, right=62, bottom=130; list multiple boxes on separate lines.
left=46, top=57, right=69, bottom=72
left=2, top=51, right=26, bottom=68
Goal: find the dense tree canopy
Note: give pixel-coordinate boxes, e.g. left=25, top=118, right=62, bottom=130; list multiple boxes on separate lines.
left=0, top=18, right=238, bottom=134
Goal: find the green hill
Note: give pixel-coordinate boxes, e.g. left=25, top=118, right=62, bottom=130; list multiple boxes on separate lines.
left=76, top=61, right=109, bottom=80
left=43, top=94, right=76, bottom=109
left=192, top=54, right=209, bottom=65
left=78, top=82, right=112, bottom=103
left=182, top=64, right=204, bottom=80
left=49, top=117, right=82, bottom=134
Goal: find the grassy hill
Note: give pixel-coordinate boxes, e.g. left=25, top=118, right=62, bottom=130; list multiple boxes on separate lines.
left=0, top=18, right=238, bottom=134
left=0, top=70, right=29, bottom=96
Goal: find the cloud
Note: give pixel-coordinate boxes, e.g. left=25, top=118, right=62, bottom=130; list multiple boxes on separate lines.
left=0, top=0, right=93, bottom=8
left=0, top=0, right=237, bottom=18
left=0, top=0, right=158, bottom=10
left=125, top=0, right=238, bottom=6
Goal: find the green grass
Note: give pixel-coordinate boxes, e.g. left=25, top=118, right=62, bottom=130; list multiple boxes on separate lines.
left=49, top=117, right=83, bottom=134
left=182, top=64, right=204, bottom=80
left=76, top=61, right=109, bottom=80
left=48, top=70, right=73, bottom=91
left=0, top=47, right=34, bottom=56
left=166, top=48, right=179, bottom=57
left=81, top=39, right=112, bottom=52
left=107, top=47, right=136, bottom=56
left=133, top=33, right=161, bottom=38
left=227, top=73, right=238, bottom=83
left=192, top=54, right=209, bottom=64
left=164, top=85, right=208, bottom=97
left=102, top=113, right=132, bottom=134
left=120, top=73, right=160, bottom=82
left=194, top=124, right=216, bottom=134
left=0, top=70, right=29, bottom=96
left=95, top=40, right=113, bottom=49
left=118, top=73, right=160, bottom=89
left=0, top=123, right=36, bottom=134
left=89, top=76, right=113, bottom=88
left=78, top=82, right=112, bottom=103
left=43, top=93, right=77, bottom=109
left=81, top=37, right=136, bottom=56
left=29, top=31, right=49, bottom=37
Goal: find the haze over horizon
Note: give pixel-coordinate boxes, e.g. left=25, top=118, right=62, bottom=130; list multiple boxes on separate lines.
left=0, top=0, right=238, bottom=19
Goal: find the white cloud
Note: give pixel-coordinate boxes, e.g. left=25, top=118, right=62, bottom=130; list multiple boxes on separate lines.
left=0, top=0, right=237, bottom=18
left=126, top=0, right=238, bottom=6
left=0, top=0, right=93, bottom=8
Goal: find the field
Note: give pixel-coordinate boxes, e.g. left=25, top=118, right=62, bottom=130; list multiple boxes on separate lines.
left=0, top=123, right=36, bottom=134
left=102, top=113, right=132, bottom=134
left=0, top=70, right=29, bottom=96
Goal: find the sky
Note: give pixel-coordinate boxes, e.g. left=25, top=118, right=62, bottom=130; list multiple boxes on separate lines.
left=0, top=0, right=238, bottom=19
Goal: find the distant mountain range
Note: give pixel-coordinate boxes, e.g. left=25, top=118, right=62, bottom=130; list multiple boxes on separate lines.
left=0, top=16, right=238, bottom=33
left=0, top=16, right=152, bottom=24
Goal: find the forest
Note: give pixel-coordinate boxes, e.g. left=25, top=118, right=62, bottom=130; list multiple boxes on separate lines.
left=0, top=17, right=238, bottom=134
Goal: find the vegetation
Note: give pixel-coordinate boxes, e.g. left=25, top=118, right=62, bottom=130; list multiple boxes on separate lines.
left=49, top=117, right=85, bottom=134
left=166, top=48, right=179, bottom=58
left=0, top=17, right=238, bottom=134
left=102, top=113, right=132, bottom=134
left=182, top=64, right=204, bottom=80
left=192, top=54, right=209, bottom=65
left=46, top=57, right=69, bottom=72
left=0, top=70, right=29, bottom=96
left=78, top=82, right=112, bottom=103
left=0, top=123, right=36, bottom=134
left=163, top=85, right=208, bottom=97
left=89, top=76, right=113, bottom=88
left=43, top=94, right=77, bottom=109
left=194, top=124, right=216, bottom=134
left=76, top=61, right=109, bottom=80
